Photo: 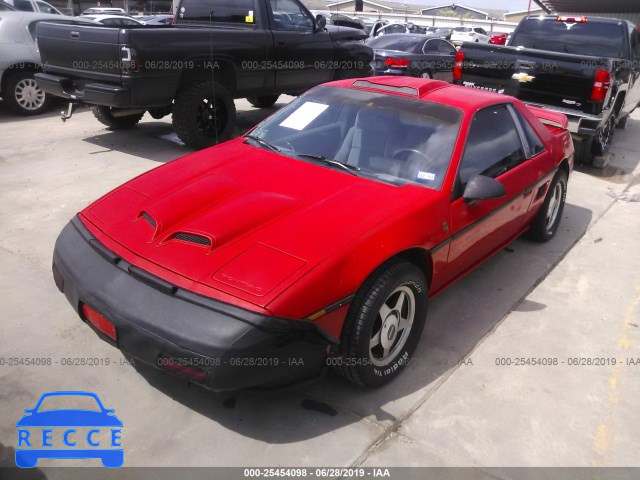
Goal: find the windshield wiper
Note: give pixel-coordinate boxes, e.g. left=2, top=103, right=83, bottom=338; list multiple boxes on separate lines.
left=245, top=134, right=281, bottom=153
left=296, top=153, right=360, bottom=175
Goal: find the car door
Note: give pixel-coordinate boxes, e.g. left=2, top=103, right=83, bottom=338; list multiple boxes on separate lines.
left=475, top=28, right=489, bottom=42
left=433, top=39, right=456, bottom=81
left=443, top=104, right=539, bottom=283
left=268, top=0, right=334, bottom=91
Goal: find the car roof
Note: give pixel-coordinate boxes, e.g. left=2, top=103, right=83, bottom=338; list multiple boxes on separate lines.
left=83, top=14, right=140, bottom=21
left=326, top=76, right=514, bottom=113
left=0, top=11, right=75, bottom=21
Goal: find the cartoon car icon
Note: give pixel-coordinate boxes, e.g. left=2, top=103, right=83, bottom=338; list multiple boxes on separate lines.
left=15, top=391, right=123, bottom=468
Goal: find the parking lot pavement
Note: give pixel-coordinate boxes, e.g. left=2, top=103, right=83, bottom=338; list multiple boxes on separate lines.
left=0, top=99, right=638, bottom=471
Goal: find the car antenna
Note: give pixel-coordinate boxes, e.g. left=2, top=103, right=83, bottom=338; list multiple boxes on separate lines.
left=209, top=10, right=219, bottom=146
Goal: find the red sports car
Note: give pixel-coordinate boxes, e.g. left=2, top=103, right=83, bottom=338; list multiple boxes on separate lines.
left=53, top=77, right=574, bottom=390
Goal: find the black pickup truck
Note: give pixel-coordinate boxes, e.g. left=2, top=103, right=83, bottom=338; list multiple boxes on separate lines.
left=35, top=0, right=373, bottom=148
left=453, top=16, right=640, bottom=163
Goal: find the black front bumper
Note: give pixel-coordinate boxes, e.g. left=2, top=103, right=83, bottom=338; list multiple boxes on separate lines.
left=53, top=217, right=332, bottom=391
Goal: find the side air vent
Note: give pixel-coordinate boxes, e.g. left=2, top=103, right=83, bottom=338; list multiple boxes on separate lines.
left=173, top=233, right=212, bottom=247
left=141, top=212, right=156, bottom=228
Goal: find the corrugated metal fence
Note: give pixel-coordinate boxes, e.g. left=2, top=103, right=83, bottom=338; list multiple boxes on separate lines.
left=332, top=11, right=519, bottom=33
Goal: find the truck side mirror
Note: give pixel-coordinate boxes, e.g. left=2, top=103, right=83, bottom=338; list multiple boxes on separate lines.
left=315, top=14, right=326, bottom=32
left=463, top=175, right=505, bottom=203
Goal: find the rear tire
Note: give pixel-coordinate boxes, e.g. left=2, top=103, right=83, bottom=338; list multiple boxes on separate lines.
left=526, top=170, right=568, bottom=243
left=419, top=71, right=432, bottom=79
left=616, top=114, right=629, bottom=130
left=593, top=114, right=615, bottom=156
left=92, top=106, right=144, bottom=129
left=4, top=70, right=50, bottom=115
left=246, top=95, right=280, bottom=108
left=172, top=80, right=236, bottom=149
left=335, top=260, right=427, bottom=388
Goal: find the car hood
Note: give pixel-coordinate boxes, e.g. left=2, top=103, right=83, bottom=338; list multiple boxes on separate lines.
left=16, top=410, right=123, bottom=427
left=81, top=140, right=434, bottom=309
left=326, top=24, right=368, bottom=42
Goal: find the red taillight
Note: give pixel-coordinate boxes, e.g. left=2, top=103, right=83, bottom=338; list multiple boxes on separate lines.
left=385, top=57, right=410, bottom=68
left=591, top=69, right=611, bottom=102
left=121, top=45, right=138, bottom=74
left=82, top=304, right=117, bottom=342
left=453, top=51, right=465, bottom=80
left=557, top=16, right=587, bottom=23
left=158, top=355, right=206, bottom=382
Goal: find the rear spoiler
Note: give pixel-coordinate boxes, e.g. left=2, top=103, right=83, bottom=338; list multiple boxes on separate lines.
left=526, top=105, right=569, bottom=130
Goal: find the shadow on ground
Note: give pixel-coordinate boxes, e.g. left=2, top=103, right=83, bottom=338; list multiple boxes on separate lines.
left=80, top=102, right=285, bottom=163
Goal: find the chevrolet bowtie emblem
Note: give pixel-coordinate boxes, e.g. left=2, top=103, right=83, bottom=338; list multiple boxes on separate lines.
left=512, top=72, right=535, bottom=83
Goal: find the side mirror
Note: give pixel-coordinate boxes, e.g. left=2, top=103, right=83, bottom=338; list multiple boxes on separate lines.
left=315, top=14, right=326, bottom=31
left=463, top=175, right=505, bottom=202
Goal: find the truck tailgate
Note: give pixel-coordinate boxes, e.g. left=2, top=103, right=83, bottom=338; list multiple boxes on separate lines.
left=38, top=21, right=122, bottom=82
left=458, top=43, right=606, bottom=116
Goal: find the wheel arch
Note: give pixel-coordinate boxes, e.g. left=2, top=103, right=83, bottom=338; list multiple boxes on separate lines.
left=177, top=56, right=237, bottom=95
left=0, top=61, right=41, bottom=92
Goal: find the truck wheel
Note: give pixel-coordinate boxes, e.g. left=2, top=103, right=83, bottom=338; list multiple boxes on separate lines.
left=246, top=95, right=280, bottom=108
left=334, top=260, right=427, bottom=388
left=4, top=71, right=50, bottom=116
left=92, top=106, right=144, bottom=129
left=616, top=114, right=629, bottom=130
left=593, top=114, right=615, bottom=156
left=172, top=80, right=236, bottom=149
left=526, top=170, right=568, bottom=243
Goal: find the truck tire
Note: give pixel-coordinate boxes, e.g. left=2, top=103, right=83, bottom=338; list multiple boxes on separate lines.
left=246, top=95, right=280, bottom=108
left=616, top=114, right=629, bottom=130
left=574, top=136, right=594, bottom=164
left=593, top=114, right=615, bottom=157
left=172, top=80, right=236, bottom=149
left=92, top=106, right=144, bottom=129
left=4, top=70, right=50, bottom=116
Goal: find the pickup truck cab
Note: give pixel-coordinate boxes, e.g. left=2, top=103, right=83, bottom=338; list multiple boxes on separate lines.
left=34, top=0, right=373, bottom=149
left=454, top=16, right=640, bottom=163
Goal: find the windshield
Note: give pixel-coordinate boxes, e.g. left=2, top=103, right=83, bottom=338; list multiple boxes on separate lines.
left=510, top=19, right=627, bottom=58
left=368, top=35, right=422, bottom=52
left=248, top=86, right=462, bottom=190
left=454, top=27, right=471, bottom=32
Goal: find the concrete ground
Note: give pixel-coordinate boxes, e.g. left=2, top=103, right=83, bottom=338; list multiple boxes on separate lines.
left=0, top=98, right=638, bottom=474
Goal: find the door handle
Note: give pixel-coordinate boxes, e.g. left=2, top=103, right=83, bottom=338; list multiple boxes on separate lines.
left=70, top=31, right=80, bottom=39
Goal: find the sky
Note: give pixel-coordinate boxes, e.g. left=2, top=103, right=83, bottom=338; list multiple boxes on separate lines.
left=404, top=0, right=534, bottom=12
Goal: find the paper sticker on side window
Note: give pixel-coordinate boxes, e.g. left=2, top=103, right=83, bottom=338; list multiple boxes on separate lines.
left=279, top=102, right=329, bottom=130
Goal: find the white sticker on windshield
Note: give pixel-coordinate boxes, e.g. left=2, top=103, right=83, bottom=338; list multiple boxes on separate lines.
left=279, top=102, right=329, bottom=130
left=417, top=171, right=436, bottom=181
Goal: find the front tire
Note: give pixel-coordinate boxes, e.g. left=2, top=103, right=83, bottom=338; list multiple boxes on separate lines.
left=92, top=106, right=144, bottom=129
left=247, top=95, right=280, bottom=108
left=335, top=260, right=427, bottom=387
left=527, top=170, right=568, bottom=242
left=172, top=80, right=236, bottom=149
left=4, top=71, right=50, bottom=115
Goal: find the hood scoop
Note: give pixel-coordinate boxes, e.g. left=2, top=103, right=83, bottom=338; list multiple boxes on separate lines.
left=171, top=232, right=212, bottom=248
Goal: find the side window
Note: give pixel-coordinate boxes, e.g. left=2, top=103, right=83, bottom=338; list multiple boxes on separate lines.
left=101, top=18, right=121, bottom=26
left=510, top=106, right=545, bottom=157
left=179, top=0, right=257, bottom=24
left=36, top=1, right=55, bottom=13
left=459, top=105, right=526, bottom=186
left=14, top=0, right=35, bottom=11
left=423, top=40, right=437, bottom=53
left=269, top=0, right=313, bottom=31
left=437, top=40, right=455, bottom=54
